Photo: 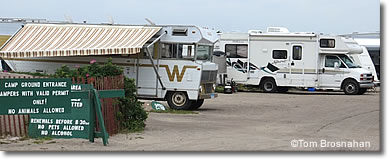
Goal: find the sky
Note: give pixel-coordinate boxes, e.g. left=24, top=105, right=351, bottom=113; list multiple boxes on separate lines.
left=0, top=0, right=380, bottom=34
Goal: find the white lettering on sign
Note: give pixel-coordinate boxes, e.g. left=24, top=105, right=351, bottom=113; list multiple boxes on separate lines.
left=71, top=85, right=81, bottom=91
left=48, top=125, right=60, bottom=130
left=56, top=119, right=73, bottom=125
left=51, top=90, right=69, bottom=96
left=21, top=82, right=40, bottom=88
left=0, top=91, right=19, bottom=96
left=43, top=108, right=65, bottom=114
left=18, top=108, right=39, bottom=114
left=36, top=91, right=49, bottom=96
left=32, top=98, right=47, bottom=105
left=71, top=102, right=83, bottom=108
left=63, top=125, right=85, bottom=131
left=43, top=82, right=67, bottom=88
left=41, top=130, right=48, bottom=135
left=21, top=91, right=33, bottom=96
left=51, top=131, right=72, bottom=136
left=4, top=82, right=18, bottom=88
left=30, top=118, right=53, bottom=124
left=8, top=109, right=15, bottom=114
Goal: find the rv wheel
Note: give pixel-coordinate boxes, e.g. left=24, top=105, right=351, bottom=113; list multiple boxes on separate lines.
left=261, top=78, right=277, bottom=93
left=167, top=92, right=192, bottom=110
left=190, top=99, right=204, bottom=110
left=343, top=80, right=359, bottom=95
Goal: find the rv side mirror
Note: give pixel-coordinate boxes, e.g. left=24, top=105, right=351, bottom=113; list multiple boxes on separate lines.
left=334, top=62, right=340, bottom=69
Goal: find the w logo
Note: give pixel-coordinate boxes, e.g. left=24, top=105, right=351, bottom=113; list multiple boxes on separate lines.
left=163, top=65, right=197, bottom=82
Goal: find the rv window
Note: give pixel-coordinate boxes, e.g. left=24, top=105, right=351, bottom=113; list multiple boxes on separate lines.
left=180, top=44, right=195, bottom=59
left=225, top=44, right=248, bottom=58
left=272, top=50, right=287, bottom=59
left=292, top=46, right=302, bottom=60
left=320, top=39, right=335, bottom=48
left=325, top=56, right=346, bottom=68
left=161, top=43, right=194, bottom=59
left=197, top=45, right=211, bottom=61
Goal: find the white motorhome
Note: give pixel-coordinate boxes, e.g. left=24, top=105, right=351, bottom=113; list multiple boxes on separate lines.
left=0, top=23, right=218, bottom=110
left=340, top=32, right=380, bottom=85
left=214, top=27, right=375, bottom=95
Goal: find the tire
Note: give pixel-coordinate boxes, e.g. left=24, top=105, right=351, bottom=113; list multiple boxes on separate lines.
left=278, top=87, right=289, bottom=93
left=167, top=92, right=192, bottom=110
left=357, top=88, right=367, bottom=95
left=343, top=80, right=360, bottom=95
left=190, top=99, right=204, bottom=110
left=261, top=78, right=277, bottom=93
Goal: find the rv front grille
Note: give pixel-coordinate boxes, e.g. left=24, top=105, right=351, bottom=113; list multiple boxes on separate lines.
left=201, top=70, right=218, bottom=83
left=203, top=83, right=214, bottom=93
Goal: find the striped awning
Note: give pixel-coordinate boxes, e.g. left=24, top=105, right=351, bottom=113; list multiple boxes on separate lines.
left=0, top=23, right=161, bottom=58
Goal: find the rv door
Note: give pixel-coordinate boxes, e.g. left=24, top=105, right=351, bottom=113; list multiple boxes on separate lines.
left=288, top=44, right=304, bottom=86
left=319, top=55, right=345, bottom=88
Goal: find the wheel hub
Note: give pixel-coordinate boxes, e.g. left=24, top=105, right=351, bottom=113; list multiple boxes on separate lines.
left=264, top=82, right=273, bottom=91
left=172, top=92, right=186, bottom=107
left=346, top=83, right=356, bottom=93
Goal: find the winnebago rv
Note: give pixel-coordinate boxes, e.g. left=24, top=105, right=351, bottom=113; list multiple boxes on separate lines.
left=0, top=23, right=218, bottom=110
left=214, top=27, right=375, bottom=95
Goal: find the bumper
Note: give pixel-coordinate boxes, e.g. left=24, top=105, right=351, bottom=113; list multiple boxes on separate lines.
left=359, top=82, right=375, bottom=88
left=199, top=93, right=218, bottom=99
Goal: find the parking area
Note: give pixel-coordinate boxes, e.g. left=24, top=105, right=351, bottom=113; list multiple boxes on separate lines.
left=0, top=90, right=380, bottom=151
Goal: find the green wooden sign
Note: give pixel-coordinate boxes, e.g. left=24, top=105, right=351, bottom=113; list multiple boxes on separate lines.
left=29, top=84, right=91, bottom=139
left=0, top=78, right=72, bottom=115
left=28, top=84, right=125, bottom=146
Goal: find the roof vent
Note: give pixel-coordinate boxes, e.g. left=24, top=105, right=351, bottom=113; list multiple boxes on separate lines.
left=267, top=27, right=290, bottom=33
left=248, top=30, right=262, bottom=34
left=172, top=28, right=188, bottom=36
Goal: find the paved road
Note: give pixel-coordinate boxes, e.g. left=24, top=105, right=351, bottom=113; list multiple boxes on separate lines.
left=1, top=90, right=380, bottom=151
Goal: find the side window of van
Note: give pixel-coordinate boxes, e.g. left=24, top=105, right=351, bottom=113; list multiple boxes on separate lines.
left=325, top=56, right=346, bottom=68
left=225, top=44, right=248, bottom=58
left=272, top=50, right=287, bottom=59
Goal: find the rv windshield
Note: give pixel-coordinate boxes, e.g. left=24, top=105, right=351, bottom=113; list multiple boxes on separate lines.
left=338, top=55, right=361, bottom=68
left=196, top=45, right=211, bottom=61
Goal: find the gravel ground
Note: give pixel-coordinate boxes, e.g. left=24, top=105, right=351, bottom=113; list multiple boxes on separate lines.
left=0, top=90, right=380, bottom=151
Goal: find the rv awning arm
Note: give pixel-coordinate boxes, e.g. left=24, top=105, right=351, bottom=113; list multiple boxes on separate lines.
left=145, top=31, right=167, bottom=90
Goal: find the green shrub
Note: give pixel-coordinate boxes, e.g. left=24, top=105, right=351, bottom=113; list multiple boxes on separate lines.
left=53, top=58, right=123, bottom=78
left=116, top=78, right=148, bottom=132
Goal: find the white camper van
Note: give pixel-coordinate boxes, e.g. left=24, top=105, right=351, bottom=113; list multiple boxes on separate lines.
left=214, top=27, right=374, bottom=95
left=0, top=23, right=218, bottom=110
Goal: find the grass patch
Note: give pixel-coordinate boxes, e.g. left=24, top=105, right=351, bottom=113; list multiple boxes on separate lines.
left=33, top=137, right=54, bottom=144
left=215, top=86, right=224, bottom=93
left=149, top=109, right=199, bottom=114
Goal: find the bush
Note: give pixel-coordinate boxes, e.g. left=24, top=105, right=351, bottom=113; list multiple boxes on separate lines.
left=116, top=78, right=148, bottom=132
left=53, top=58, right=123, bottom=78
